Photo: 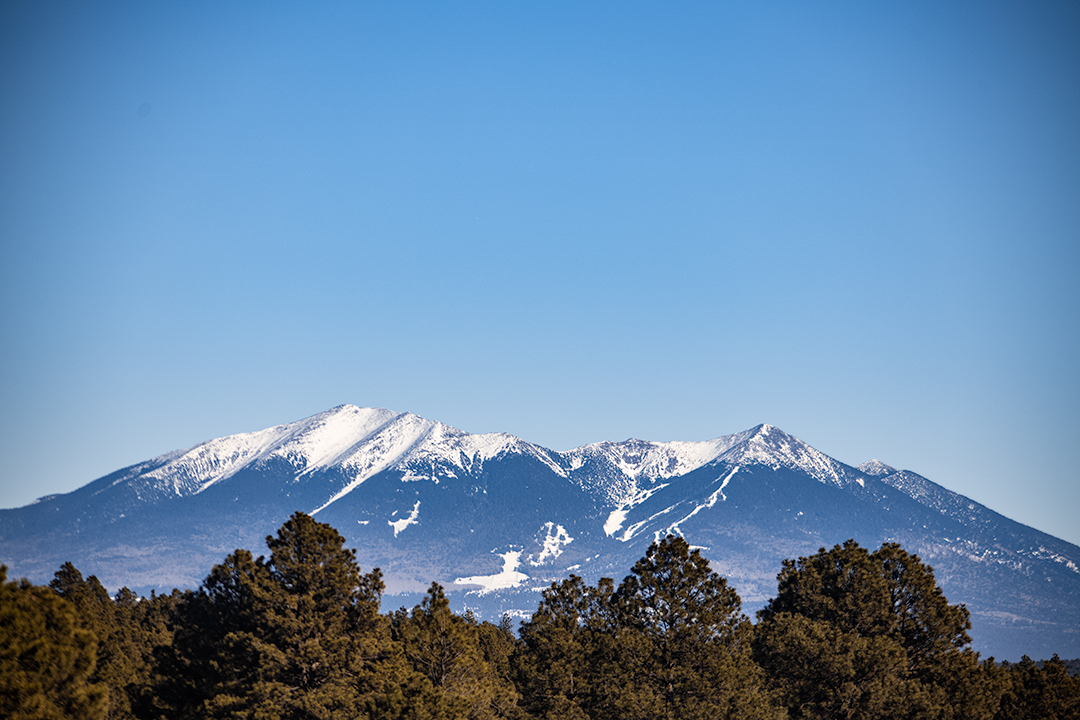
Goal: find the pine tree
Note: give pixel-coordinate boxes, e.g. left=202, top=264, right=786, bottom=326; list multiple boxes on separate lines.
left=49, top=562, right=159, bottom=720
left=133, top=586, right=188, bottom=720
left=758, top=539, right=895, bottom=638
left=996, top=655, right=1080, bottom=720
left=874, top=543, right=972, bottom=672
left=755, top=539, right=1003, bottom=720
left=0, top=565, right=108, bottom=719
left=395, top=583, right=522, bottom=719
left=514, top=575, right=595, bottom=720
left=162, top=512, right=419, bottom=719
left=600, top=536, right=783, bottom=720
left=516, top=537, right=785, bottom=720
left=753, top=611, right=922, bottom=720
left=475, top=614, right=525, bottom=719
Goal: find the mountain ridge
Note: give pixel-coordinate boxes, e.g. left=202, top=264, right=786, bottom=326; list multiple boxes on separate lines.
left=2, top=404, right=1077, bottom=660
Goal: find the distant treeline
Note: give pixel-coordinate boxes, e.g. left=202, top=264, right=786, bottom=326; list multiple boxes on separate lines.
left=2, top=512, right=1078, bottom=720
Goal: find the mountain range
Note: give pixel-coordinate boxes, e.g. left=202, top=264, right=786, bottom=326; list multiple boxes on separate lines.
left=1, top=404, right=1077, bottom=660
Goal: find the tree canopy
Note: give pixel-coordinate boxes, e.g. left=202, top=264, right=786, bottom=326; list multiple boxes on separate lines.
left=754, top=539, right=1003, bottom=720
left=5, top=521, right=1078, bottom=720
left=0, top=565, right=107, bottom=720
left=517, top=535, right=785, bottom=720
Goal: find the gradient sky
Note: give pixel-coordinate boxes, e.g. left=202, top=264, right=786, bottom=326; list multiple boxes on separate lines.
left=2, top=1, right=1078, bottom=546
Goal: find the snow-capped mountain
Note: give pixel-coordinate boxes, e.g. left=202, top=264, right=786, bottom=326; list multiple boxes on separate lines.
left=1, top=405, right=1077, bottom=661
left=88, top=406, right=562, bottom=510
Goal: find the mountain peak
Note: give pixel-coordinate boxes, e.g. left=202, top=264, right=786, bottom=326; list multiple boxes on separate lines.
left=857, top=459, right=898, bottom=477
left=717, top=424, right=864, bottom=488
left=5, top=404, right=1080, bottom=661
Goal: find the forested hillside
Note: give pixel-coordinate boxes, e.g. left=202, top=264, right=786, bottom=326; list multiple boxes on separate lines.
left=3, top=513, right=1077, bottom=719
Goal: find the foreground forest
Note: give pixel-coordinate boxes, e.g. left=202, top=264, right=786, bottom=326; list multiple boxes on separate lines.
left=3, top=512, right=1078, bottom=720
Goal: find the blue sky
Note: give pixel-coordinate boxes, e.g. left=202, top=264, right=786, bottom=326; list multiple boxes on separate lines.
left=2, top=1, right=1078, bottom=546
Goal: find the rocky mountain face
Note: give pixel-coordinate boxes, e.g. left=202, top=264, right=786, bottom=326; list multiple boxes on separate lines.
left=1, top=404, right=1077, bottom=660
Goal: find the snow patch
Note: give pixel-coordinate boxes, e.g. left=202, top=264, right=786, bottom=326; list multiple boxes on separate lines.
left=389, top=501, right=421, bottom=537
left=454, top=551, right=529, bottom=593
left=714, top=466, right=739, bottom=502
left=604, top=509, right=628, bottom=536
left=531, top=523, right=573, bottom=565
left=619, top=506, right=676, bottom=542
left=400, top=469, right=439, bottom=483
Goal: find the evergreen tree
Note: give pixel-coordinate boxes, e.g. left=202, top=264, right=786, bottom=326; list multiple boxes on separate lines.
left=134, top=586, right=188, bottom=720
left=394, top=583, right=522, bottom=719
left=516, top=537, right=785, bottom=720
left=49, top=563, right=158, bottom=720
left=755, top=540, right=1003, bottom=720
left=0, top=565, right=107, bottom=719
left=874, top=543, right=972, bottom=674
left=996, top=655, right=1080, bottom=720
left=162, top=512, right=418, bottom=719
left=753, top=611, right=925, bottom=720
left=758, top=539, right=895, bottom=638
left=475, top=614, right=520, bottom=686
left=474, top=614, right=525, bottom=719
left=514, top=575, right=595, bottom=720
left=600, top=536, right=783, bottom=720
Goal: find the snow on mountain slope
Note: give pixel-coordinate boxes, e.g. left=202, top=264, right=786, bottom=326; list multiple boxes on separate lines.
left=714, top=424, right=865, bottom=488
left=5, top=404, right=1079, bottom=661
left=870, top=467, right=1080, bottom=576
left=857, top=459, right=898, bottom=477
left=862, top=464, right=1015, bottom=534
left=311, top=411, right=565, bottom=513
left=132, top=406, right=399, bottom=499
left=273, top=406, right=403, bottom=476
left=567, top=436, right=742, bottom=482
left=387, top=419, right=565, bottom=479
left=567, top=423, right=867, bottom=511
left=562, top=434, right=745, bottom=506
left=118, top=407, right=871, bottom=514
left=134, top=423, right=316, bottom=498
left=105, top=405, right=568, bottom=514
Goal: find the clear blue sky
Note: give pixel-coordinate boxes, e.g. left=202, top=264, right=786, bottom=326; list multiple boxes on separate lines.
left=2, top=1, right=1078, bottom=546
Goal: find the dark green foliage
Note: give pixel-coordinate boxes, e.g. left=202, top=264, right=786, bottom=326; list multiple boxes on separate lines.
left=49, top=562, right=167, bottom=720
left=754, top=611, right=924, bottom=720
left=755, top=539, right=1004, bottom=720
left=161, top=511, right=418, bottom=719
left=393, top=583, right=523, bottom=718
left=875, top=543, right=973, bottom=671
left=516, top=536, right=785, bottom=720
left=603, top=536, right=781, bottom=720
left=0, top=565, right=107, bottom=719
left=14, top=518, right=1079, bottom=720
left=996, top=655, right=1080, bottom=720
left=475, top=614, right=526, bottom=719
left=514, top=574, right=594, bottom=719
left=475, top=614, right=521, bottom=686
left=760, top=539, right=902, bottom=639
